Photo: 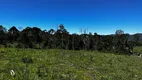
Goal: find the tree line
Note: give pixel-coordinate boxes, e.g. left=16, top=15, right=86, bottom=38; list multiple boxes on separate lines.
left=0, top=24, right=141, bottom=55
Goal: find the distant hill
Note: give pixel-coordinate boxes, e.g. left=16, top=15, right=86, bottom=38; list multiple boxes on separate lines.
left=128, top=33, right=142, bottom=41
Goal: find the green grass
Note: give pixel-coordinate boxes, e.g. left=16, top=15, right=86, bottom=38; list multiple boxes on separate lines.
left=133, top=46, right=142, bottom=54
left=0, top=48, right=142, bottom=80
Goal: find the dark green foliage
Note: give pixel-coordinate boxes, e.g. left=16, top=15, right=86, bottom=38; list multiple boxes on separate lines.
left=37, top=66, right=48, bottom=78
left=0, top=25, right=7, bottom=44
left=8, top=26, right=20, bottom=43
left=0, top=25, right=141, bottom=55
left=21, top=56, right=33, bottom=64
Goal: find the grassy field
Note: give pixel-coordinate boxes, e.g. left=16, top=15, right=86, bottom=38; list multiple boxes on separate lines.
left=133, top=46, right=142, bottom=54
left=0, top=48, right=142, bottom=80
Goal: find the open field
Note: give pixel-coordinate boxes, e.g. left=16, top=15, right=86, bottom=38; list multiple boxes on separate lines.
left=0, top=48, right=142, bottom=80
left=133, top=46, right=142, bottom=54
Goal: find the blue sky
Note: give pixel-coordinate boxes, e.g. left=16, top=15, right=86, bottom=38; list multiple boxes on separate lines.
left=0, top=0, right=142, bottom=34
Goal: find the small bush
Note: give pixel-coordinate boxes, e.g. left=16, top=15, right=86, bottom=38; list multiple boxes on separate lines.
left=21, top=56, right=33, bottom=64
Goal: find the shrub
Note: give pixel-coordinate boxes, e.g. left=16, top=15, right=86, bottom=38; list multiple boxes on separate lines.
left=21, top=56, right=33, bottom=64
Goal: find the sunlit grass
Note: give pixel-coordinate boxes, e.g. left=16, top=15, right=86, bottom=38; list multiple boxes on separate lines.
left=0, top=48, right=142, bottom=80
left=133, top=46, right=142, bottom=54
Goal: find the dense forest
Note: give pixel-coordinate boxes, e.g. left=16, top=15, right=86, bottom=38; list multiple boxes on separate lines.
left=0, top=24, right=142, bottom=55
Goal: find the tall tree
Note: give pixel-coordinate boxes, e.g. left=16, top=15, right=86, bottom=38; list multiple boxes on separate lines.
left=115, top=29, right=124, bottom=35
left=55, top=24, right=69, bottom=49
left=0, top=25, right=7, bottom=44
left=8, top=26, right=19, bottom=42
